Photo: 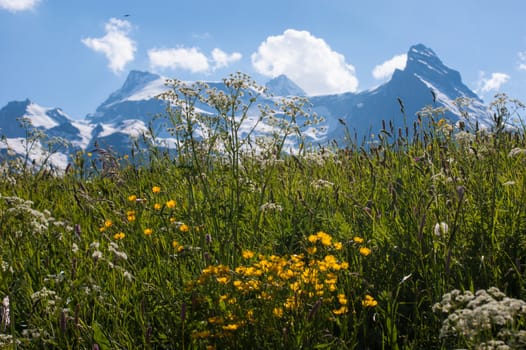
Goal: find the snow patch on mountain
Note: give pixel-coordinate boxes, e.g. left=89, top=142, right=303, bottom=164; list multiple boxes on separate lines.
left=0, top=137, right=69, bottom=170
left=126, top=78, right=168, bottom=102
left=25, top=103, right=59, bottom=128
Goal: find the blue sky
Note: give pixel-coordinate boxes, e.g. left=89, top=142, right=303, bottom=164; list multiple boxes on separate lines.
left=1, top=0, right=526, bottom=119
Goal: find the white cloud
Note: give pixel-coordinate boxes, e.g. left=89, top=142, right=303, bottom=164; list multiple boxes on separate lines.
left=519, top=51, right=526, bottom=71
left=251, top=29, right=358, bottom=95
left=81, top=18, right=136, bottom=74
left=372, top=54, right=407, bottom=80
left=148, top=47, right=210, bottom=73
left=0, top=0, right=39, bottom=12
left=211, top=48, right=242, bottom=69
left=478, top=72, right=510, bottom=93
left=148, top=47, right=241, bottom=73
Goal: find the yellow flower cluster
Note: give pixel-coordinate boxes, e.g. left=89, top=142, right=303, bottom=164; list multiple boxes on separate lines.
left=362, top=294, right=378, bottom=307
left=353, top=236, right=372, bottom=256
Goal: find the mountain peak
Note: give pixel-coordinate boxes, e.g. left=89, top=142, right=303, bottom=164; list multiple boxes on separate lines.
left=405, top=44, right=450, bottom=76
left=121, top=70, right=161, bottom=94
left=265, top=74, right=306, bottom=96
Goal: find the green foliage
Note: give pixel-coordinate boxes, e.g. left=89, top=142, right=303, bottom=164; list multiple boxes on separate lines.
left=0, top=76, right=525, bottom=349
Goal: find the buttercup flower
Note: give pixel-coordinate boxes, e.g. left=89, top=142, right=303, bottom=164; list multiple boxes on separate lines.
left=359, top=247, right=372, bottom=256
left=152, top=186, right=161, bottom=193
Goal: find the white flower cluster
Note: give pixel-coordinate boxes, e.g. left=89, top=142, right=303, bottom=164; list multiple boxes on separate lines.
left=433, top=287, right=526, bottom=348
left=1, top=195, right=55, bottom=234
left=310, top=179, right=334, bottom=190
left=31, top=287, right=62, bottom=314
left=259, top=202, right=283, bottom=212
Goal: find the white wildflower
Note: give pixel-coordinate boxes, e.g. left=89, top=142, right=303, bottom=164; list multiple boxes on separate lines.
left=508, top=147, right=526, bottom=158
left=259, top=202, right=283, bottom=212
left=1, top=296, right=9, bottom=328
left=92, top=250, right=103, bottom=260
left=434, top=222, right=449, bottom=237
left=123, top=271, right=133, bottom=281
left=311, top=179, right=334, bottom=189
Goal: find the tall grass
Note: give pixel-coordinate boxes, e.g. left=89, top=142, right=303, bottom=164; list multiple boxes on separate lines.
left=0, top=76, right=525, bottom=349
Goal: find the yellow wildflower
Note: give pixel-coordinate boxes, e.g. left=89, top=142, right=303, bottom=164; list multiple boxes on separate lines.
left=353, top=236, right=364, bottom=244
left=128, top=195, right=137, bottom=202
left=333, top=241, right=343, bottom=250
left=113, top=232, right=125, bottom=240
left=222, top=323, right=240, bottom=331
left=316, top=231, right=332, bottom=246
left=242, top=250, right=255, bottom=259
left=216, top=276, right=229, bottom=284
left=273, top=307, right=283, bottom=318
left=172, top=240, right=184, bottom=252
left=152, top=186, right=161, bottom=193
left=191, top=330, right=211, bottom=339
left=179, top=223, right=190, bottom=233
left=332, top=306, right=348, bottom=315
left=362, top=294, right=378, bottom=307
left=337, top=293, right=348, bottom=305
left=143, top=228, right=153, bottom=236
left=166, top=199, right=176, bottom=208
left=104, top=219, right=112, bottom=228
left=359, top=247, right=372, bottom=256
left=308, top=234, right=318, bottom=243
left=306, top=246, right=317, bottom=255
left=153, top=203, right=162, bottom=210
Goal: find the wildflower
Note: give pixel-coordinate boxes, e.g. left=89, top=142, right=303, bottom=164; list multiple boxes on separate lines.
left=242, top=250, right=255, bottom=259
left=104, top=220, right=112, bottom=228
left=1, top=296, right=10, bottom=328
left=337, top=294, right=348, bottom=305
left=306, top=246, right=317, bottom=255
left=143, top=228, right=153, bottom=236
left=353, top=236, right=364, bottom=244
left=191, top=330, right=211, bottom=339
left=179, top=223, right=190, bottom=233
left=273, top=307, right=283, bottom=318
left=166, top=199, right=176, bottom=208
left=359, top=247, right=372, bottom=256
left=92, top=250, right=103, bottom=260
left=128, top=195, right=137, bottom=202
left=152, top=186, right=161, bottom=193
left=113, top=232, right=125, bottom=240
left=222, top=323, right=240, bottom=331
left=216, top=277, right=229, bottom=284
left=317, top=231, right=332, bottom=246
left=153, top=203, right=162, bottom=210
left=333, top=241, right=343, bottom=250
left=362, top=294, right=378, bottom=307
left=332, top=306, right=348, bottom=315
left=126, top=210, right=136, bottom=222
left=172, top=240, right=184, bottom=252
left=308, top=234, right=318, bottom=243
left=99, top=227, right=106, bottom=233
left=434, top=222, right=449, bottom=237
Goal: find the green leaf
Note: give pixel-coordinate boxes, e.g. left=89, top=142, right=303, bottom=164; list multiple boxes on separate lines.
left=92, top=322, right=112, bottom=350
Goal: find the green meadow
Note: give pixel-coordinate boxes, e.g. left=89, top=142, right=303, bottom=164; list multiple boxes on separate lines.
left=1, top=75, right=525, bottom=349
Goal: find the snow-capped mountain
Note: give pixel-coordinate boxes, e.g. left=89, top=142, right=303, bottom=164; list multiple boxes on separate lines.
left=0, top=44, right=491, bottom=169
left=0, top=99, right=93, bottom=168
left=311, top=44, right=489, bottom=143
left=265, top=74, right=306, bottom=96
